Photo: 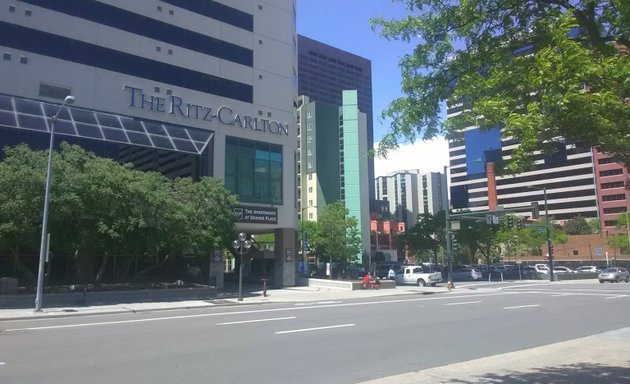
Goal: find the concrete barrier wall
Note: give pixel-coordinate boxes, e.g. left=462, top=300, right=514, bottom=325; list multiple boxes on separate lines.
left=0, top=286, right=217, bottom=309
left=307, top=278, right=396, bottom=291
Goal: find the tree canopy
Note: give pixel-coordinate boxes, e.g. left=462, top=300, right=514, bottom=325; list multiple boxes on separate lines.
left=302, top=201, right=362, bottom=265
left=371, top=0, right=629, bottom=171
left=0, top=143, right=237, bottom=284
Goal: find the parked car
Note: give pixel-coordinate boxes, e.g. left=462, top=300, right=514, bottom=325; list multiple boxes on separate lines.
left=553, top=266, right=575, bottom=274
left=534, top=264, right=550, bottom=274
left=452, top=267, right=483, bottom=281
left=576, top=266, right=600, bottom=273
left=395, top=265, right=442, bottom=286
left=598, top=267, right=630, bottom=283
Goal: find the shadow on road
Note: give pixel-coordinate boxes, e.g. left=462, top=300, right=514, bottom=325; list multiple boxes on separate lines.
left=448, top=363, right=630, bottom=384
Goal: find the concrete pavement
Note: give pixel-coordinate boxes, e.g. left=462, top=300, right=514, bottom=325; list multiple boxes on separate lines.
left=2, top=279, right=628, bottom=383
left=0, top=283, right=453, bottom=321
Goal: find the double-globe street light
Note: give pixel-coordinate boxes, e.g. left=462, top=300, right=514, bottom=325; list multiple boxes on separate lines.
left=232, top=232, right=252, bottom=302
left=35, top=95, right=75, bottom=312
left=528, top=185, right=555, bottom=282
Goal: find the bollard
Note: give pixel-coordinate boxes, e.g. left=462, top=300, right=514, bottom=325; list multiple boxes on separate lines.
left=262, top=278, right=268, bottom=297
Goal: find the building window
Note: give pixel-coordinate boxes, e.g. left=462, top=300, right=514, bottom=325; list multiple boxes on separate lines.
left=600, top=169, right=623, bottom=177
left=9, top=5, right=16, bottom=12
left=601, top=181, right=624, bottom=189
left=603, top=207, right=627, bottom=214
left=307, top=111, right=312, bottom=118
left=2, top=52, right=11, bottom=61
left=157, top=5, right=162, bottom=11
left=308, top=174, right=313, bottom=180
left=25, top=9, right=32, bottom=16
left=598, top=157, right=616, bottom=165
left=308, top=186, right=313, bottom=193
left=602, top=194, right=626, bottom=202
left=19, top=56, right=27, bottom=64
left=307, top=123, right=312, bottom=131
left=604, top=220, right=618, bottom=227
left=225, top=136, right=282, bottom=205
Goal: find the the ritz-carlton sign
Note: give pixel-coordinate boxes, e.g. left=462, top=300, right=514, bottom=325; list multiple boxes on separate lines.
left=123, top=85, right=289, bottom=136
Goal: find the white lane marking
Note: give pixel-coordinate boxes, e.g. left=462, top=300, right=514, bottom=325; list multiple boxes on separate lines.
left=444, top=301, right=482, bottom=306
left=551, top=293, right=574, bottom=297
left=275, top=324, right=354, bottom=335
left=294, top=301, right=342, bottom=306
left=2, top=291, right=532, bottom=332
left=504, top=304, right=541, bottom=310
left=0, top=362, right=5, bottom=365
left=605, top=295, right=628, bottom=300
left=216, top=316, right=295, bottom=325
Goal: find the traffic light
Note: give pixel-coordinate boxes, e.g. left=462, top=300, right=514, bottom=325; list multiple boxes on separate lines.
left=517, top=219, right=524, bottom=229
left=452, top=235, right=459, bottom=251
left=507, top=216, right=514, bottom=228
left=531, top=202, right=540, bottom=219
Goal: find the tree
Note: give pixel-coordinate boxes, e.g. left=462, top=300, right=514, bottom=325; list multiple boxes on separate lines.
left=401, top=211, right=445, bottom=265
left=0, top=145, right=48, bottom=284
left=308, top=201, right=362, bottom=267
left=455, top=218, right=501, bottom=265
left=609, top=212, right=630, bottom=253
left=563, top=215, right=593, bottom=235
left=371, top=1, right=629, bottom=171
left=0, top=143, right=237, bottom=284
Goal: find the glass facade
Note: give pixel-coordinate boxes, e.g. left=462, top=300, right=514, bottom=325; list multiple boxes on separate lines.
left=225, top=136, right=282, bottom=205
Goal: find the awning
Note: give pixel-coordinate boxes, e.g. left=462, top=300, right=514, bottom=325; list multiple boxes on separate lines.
left=0, top=94, right=213, bottom=155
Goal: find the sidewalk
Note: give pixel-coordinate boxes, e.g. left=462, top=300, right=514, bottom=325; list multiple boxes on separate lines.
left=359, top=327, right=630, bottom=384
left=0, top=283, right=453, bottom=321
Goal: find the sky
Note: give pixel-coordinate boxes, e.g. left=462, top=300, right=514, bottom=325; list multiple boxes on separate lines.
left=296, top=0, right=449, bottom=177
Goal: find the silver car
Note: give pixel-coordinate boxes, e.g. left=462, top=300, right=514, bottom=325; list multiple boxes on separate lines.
left=598, top=267, right=630, bottom=283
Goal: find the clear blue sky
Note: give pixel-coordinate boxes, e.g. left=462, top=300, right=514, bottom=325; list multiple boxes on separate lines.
left=296, top=1, right=450, bottom=177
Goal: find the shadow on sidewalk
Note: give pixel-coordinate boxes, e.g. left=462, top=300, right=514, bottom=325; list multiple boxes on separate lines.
left=449, top=363, right=630, bottom=384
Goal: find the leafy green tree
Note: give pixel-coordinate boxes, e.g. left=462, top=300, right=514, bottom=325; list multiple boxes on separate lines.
left=0, top=145, right=48, bottom=284
left=401, top=211, right=445, bottom=265
left=609, top=212, right=630, bottom=253
left=563, top=215, right=593, bottom=235
left=0, top=143, right=237, bottom=284
left=455, top=218, right=501, bottom=265
left=371, top=1, right=629, bottom=171
left=309, top=201, right=362, bottom=267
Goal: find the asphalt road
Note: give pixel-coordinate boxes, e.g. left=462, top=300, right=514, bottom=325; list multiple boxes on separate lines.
left=1, top=282, right=629, bottom=384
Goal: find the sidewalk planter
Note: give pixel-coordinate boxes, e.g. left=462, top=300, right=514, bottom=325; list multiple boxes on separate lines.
left=307, top=278, right=396, bottom=291
left=0, top=286, right=217, bottom=309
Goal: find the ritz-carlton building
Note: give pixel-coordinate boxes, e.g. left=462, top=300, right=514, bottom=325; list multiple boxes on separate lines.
left=0, top=0, right=299, bottom=286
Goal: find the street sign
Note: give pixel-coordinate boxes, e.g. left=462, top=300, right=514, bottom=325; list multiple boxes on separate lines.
left=451, top=221, right=460, bottom=230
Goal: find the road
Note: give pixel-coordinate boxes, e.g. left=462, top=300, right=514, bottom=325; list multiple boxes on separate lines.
left=1, top=281, right=629, bottom=384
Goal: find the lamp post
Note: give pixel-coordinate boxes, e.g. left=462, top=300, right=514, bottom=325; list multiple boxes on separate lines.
left=528, top=185, right=554, bottom=282
left=443, top=165, right=454, bottom=288
left=232, top=232, right=251, bottom=302
left=35, top=95, right=75, bottom=312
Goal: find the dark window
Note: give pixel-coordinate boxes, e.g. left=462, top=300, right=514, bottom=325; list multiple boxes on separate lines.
left=602, top=194, right=626, bottom=202
left=603, top=207, right=626, bottom=214
left=601, top=181, right=624, bottom=189
left=600, top=169, right=623, bottom=177
left=18, top=0, right=252, bottom=66
left=0, top=22, right=252, bottom=103
left=225, top=137, right=282, bottom=205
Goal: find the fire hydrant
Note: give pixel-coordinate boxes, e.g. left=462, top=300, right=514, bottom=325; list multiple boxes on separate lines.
left=262, top=278, right=268, bottom=297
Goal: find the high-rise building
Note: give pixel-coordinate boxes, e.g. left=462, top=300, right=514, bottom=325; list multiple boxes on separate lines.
left=0, top=0, right=298, bottom=286
left=447, top=104, right=599, bottom=221
left=593, top=148, right=629, bottom=232
left=375, top=170, right=448, bottom=229
left=297, top=91, right=370, bottom=262
left=297, top=35, right=375, bottom=199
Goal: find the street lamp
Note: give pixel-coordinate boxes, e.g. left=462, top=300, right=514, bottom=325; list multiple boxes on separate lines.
left=35, top=95, right=75, bottom=312
left=232, top=232, right=251, bottom=302
left=528, top=185, right=554, bottom=282
left=443, top=165, right=454, bottom=288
